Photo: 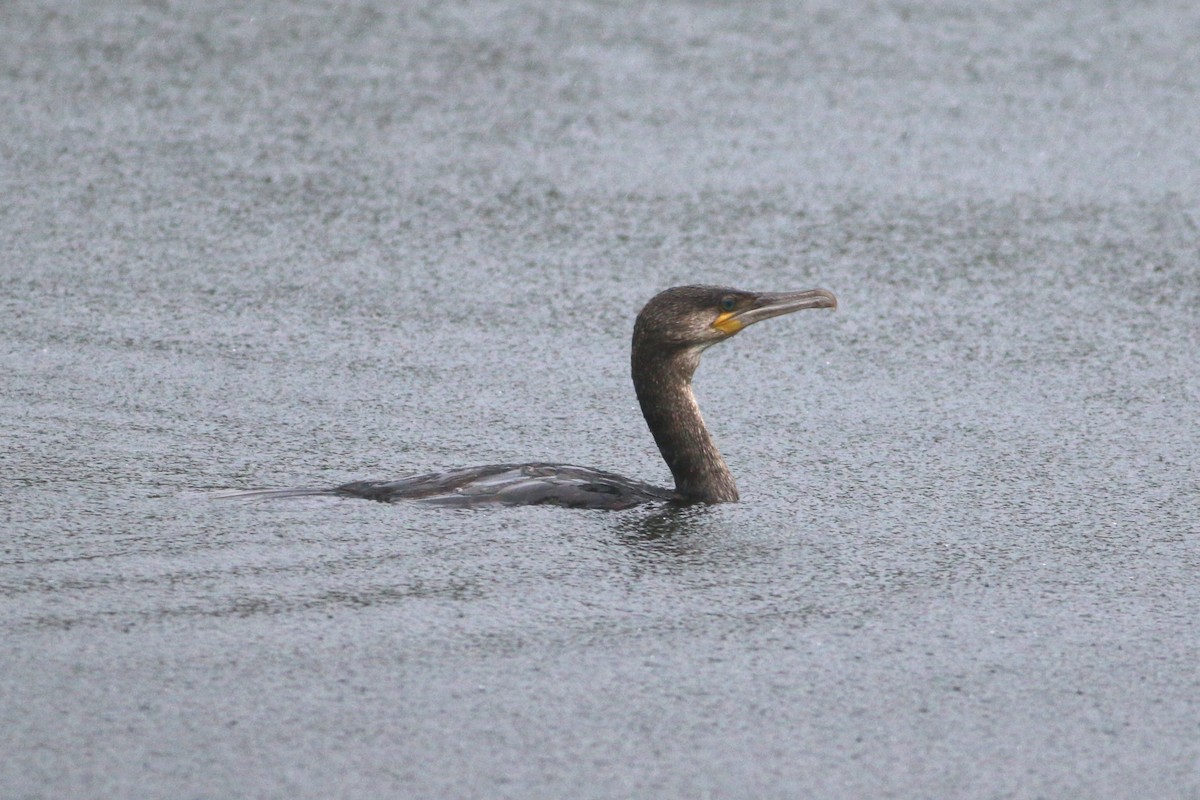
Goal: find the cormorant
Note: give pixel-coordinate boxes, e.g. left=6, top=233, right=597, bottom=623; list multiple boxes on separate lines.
left=230, top=285, right=836, bottom=510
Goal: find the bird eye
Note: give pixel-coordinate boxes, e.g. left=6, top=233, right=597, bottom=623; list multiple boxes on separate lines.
left=720, top=296, right=736, bottom=312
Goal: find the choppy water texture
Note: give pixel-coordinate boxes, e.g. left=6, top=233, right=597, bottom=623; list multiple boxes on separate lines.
left=3, top=2, right=1199, bottom=798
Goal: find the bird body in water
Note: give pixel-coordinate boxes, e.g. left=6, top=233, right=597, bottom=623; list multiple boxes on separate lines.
left=231, top=285, right=836, bottom=510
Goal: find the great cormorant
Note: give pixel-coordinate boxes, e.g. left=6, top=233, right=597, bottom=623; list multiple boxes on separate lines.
left=229, top=285, right=836, bottom=509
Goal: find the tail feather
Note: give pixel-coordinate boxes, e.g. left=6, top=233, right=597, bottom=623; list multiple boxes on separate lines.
left=211, top=487, right=342, bottom=501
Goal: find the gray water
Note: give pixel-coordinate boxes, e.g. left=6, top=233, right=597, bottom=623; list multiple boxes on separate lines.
left=3, top=2, right=1199, bottom=798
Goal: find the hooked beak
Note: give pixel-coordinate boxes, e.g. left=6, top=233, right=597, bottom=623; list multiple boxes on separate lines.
left=713, top=288, right=837, bottom=334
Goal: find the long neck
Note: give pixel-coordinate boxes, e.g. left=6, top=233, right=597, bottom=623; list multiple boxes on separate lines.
left=632, top=345, right=738, bottom=503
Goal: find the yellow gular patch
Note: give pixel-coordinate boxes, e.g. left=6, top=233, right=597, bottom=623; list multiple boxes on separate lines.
left=712, top=311, right=744, bottom=334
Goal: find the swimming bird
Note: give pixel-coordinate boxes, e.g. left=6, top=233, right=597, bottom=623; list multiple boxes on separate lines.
left=232, top=285, right=836, bottom=509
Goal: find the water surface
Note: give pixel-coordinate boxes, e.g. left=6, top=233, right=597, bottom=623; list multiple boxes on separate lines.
left=2, top=2, right=1198, bottom=798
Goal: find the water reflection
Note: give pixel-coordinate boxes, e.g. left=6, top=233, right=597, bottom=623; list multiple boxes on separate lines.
left=611, top=503, right=727, bottom=561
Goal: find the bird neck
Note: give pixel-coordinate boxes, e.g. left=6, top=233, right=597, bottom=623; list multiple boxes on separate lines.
left=632, top=346, right=739, bottom=503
